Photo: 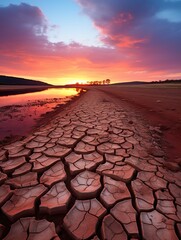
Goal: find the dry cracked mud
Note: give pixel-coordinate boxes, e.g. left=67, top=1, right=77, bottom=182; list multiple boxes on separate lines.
left=0, top=89, right=180, bottom=240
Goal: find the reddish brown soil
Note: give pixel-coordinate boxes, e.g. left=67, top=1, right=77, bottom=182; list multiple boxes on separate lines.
left=98, top=84, right=181, bottom=162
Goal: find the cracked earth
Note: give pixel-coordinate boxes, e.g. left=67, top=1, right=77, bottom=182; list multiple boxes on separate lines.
left=0, top=89, right=180, bottom=240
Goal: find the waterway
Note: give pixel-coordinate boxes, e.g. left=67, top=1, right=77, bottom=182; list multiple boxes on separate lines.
left=0, top=88, right=80, bottom=144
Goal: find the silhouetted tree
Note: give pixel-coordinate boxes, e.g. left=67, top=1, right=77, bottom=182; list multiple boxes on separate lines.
left=105, top=79, right=111, bottom=84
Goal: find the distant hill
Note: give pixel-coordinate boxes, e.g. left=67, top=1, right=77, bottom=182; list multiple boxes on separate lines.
left=150, top=79, right=181, bottom=84
left=112, top=81, right=146, bottom=85
left=0, top=75, right=51, bottom=86
left=112, top=79, right=181, bottom=85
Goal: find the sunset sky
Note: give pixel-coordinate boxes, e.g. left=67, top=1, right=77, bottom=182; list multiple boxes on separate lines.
left=0, top=0, right=181, bottom=85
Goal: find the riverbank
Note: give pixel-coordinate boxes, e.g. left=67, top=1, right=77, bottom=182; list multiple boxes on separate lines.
left=1, top=83, right=180, bottom=163
left=0, top=88, right=84, bottom=146
left=0, top=89, right=180, bottom=240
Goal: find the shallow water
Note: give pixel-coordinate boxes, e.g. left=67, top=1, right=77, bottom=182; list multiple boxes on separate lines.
left=0, top=88, right=79, bottom=107
left=0, top=88, right=80, bottom=143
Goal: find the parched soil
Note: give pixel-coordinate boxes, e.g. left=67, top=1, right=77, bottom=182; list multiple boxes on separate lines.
left=0, top=89, right=180, bottom=240
left=98, top=84, right=181, bottom=163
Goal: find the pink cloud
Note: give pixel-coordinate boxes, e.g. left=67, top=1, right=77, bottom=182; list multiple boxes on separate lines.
left=0, top=4, right=128, bottom=81
left=77, top=0, right=181, bottom=73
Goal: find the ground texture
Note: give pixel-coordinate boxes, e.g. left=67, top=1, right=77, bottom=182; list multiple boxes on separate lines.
left=0, top=90, right=181, bottom=240
left=99, top=85, right=181, bottom=162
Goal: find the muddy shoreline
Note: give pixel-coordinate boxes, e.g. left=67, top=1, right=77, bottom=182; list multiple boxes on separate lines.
left=1, top=84, right=180, bottom=163
left=0, top=89, right=86, bottom=146
left=0, top=88, right=180, bottom=239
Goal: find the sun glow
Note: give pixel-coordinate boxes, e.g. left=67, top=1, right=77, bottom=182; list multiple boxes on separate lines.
left=58, top=77, right=88, bottom=85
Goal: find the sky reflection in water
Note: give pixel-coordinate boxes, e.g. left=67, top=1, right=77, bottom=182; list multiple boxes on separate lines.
left=0, top=88, right=80, bottom=142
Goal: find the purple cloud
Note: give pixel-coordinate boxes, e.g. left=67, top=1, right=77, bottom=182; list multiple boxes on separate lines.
left=0, top=3, right=127, bottom=82
left=77, top=0, right=181, bottom=72
left=0, top=3, right=48, bottom=51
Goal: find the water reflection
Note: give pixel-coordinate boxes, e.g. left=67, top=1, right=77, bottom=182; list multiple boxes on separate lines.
left=0, top=88, right=80, bottom=144
left=0, top=88, right=79, bottom=107
left=76, top=88, right=87, bottom=93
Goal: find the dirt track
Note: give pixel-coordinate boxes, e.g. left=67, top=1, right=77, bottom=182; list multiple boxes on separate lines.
left=0, top=89, right=180, bottom=239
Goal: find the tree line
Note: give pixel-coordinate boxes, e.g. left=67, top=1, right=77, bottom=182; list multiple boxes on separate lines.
left=86, top=79, right=111, bottom=85
left=74, top=79, right=111, bottom=86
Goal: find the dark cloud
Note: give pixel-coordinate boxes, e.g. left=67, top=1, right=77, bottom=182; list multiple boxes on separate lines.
left=0, top=3, right=48, bottom=51
left=77, top=0, right=181, bottom=72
